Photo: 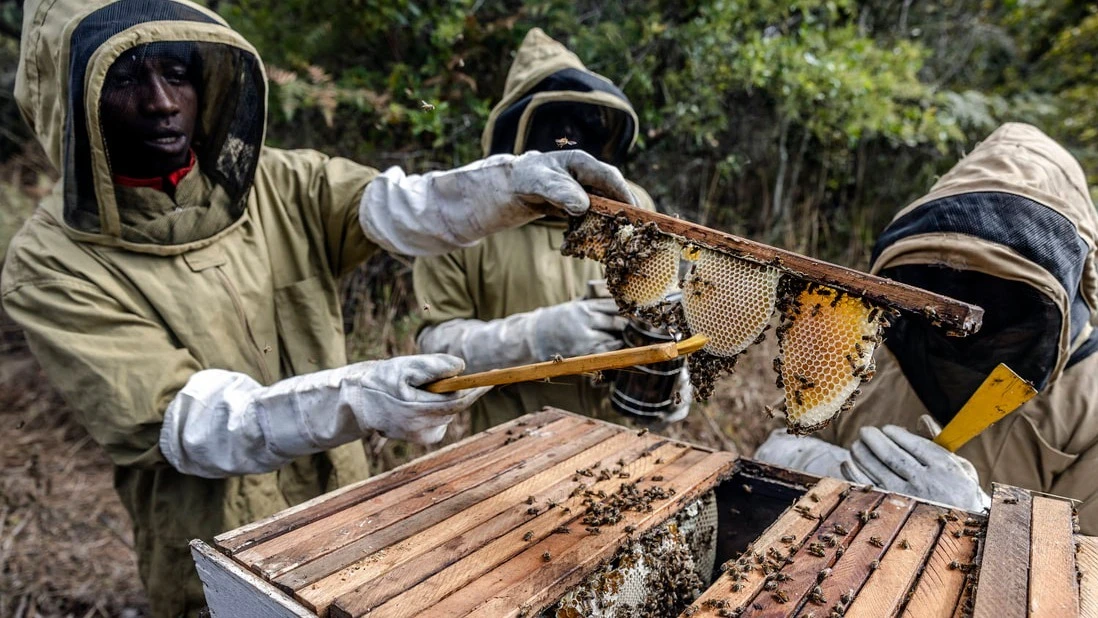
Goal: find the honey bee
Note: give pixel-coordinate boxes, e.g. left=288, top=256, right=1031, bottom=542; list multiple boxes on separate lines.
left=555, top=137, right=578, bottom=148
left=542, top=550, right=552, bottom=562
left=419, top=100, right=435, bottom=111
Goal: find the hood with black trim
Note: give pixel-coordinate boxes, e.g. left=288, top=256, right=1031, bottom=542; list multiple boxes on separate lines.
left=870, top=123, right=1098, bottom=422
left=16, top=0, right=266, bottom=254
left=482, top=28, right=639, bottom=165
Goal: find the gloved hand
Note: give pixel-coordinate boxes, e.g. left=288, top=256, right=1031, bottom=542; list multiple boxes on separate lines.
left=159, top=355, right=489, bottom=478
left=360, top=150, right=634, bottom=255
left=417, top=298, right=627, bottom=373
left=840, top=419, right=990, bottom=512
left=753, top=429, right=854, bottom=479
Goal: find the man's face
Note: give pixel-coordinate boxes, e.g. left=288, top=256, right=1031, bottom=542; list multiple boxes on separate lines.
left=101, top=48, right=198, bottom=178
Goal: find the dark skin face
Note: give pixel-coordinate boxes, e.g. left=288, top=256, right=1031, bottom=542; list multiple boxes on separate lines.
left=100, top=51, right=198, bottom=178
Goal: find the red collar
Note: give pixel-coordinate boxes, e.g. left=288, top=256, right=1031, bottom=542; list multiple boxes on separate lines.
left=113, top=151, right=196, bottom=192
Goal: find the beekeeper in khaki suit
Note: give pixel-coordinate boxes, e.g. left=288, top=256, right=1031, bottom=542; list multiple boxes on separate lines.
left=756, top=123, right=1098, bottom=531
left=415, top=29, right=689, bottom=432
left=4, top=2, right=636, bottom=615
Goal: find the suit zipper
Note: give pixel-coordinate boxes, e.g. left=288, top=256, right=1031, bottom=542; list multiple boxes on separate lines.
left=214, top=266, right=274, bottom=384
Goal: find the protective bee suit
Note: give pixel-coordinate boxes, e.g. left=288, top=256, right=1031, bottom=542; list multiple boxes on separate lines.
left=4, top=2, right=633, bottom=615
left=415, top=28, right=686, bottom=433
left=756, top=124, right=1098, bottom=529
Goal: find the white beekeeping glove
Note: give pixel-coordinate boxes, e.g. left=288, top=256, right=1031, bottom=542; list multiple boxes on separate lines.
left=841, top=420, right=990, bottom=512
left=753, top=428, right=854, bottom=479
left=159, top=355, right=488, bottom=478
left=417, top=298, right=627, bottom=374
left=360, top=150, right=634, bottom=256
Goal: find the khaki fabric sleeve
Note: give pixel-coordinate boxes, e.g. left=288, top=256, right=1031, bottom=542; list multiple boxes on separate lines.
left=3, top=278, right=202, bottom=469
left=258, top=148, right=380, bottom=278
left=413, top=250, right=477, bottom=329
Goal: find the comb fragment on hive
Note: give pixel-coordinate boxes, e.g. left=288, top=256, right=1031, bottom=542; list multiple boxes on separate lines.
left=604, top=222, right=681, bottom=311
left=775, top=282, right=889, bottom=433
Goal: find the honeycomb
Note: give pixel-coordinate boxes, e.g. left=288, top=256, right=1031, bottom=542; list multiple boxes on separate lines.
left=604, top=223, right=681, bottom=310
left=776, top=283, right=887, bottom=433
left=561, top=213, right=617, bottom=262
left=681, top=248, right=780, bottom=358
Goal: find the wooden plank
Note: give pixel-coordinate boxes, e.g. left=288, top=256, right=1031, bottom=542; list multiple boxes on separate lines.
left=971, top=485, right=1031, bottom=618
left=586, top=196, right=984, bottom=335
left=844, top=504, right=943, bottom=618
left=191, top=540, right=311, bottom=618
left=901, top=511, right=979, bottom=618
left=1029, top=496, right=1079, bottom=617
left=744, top=488, right=884, bottom=617
left=331, top=447, right=722, bottom=618
left=426, top=334, right=707, bottom=393
left=801, top=494, right=916, bottom=617
left=458, top=451, right=737, bottom=618
left=687, top=477, right=851, bottom=618
left=215, top=409, right=566, bottom=555
left=241, top=416, right=599, bottom=580
left=1077, top=535, right=1098, bottom=618
left=290, top=432, right=675, bottom=614
left=324, top=441, right=694, bottom=617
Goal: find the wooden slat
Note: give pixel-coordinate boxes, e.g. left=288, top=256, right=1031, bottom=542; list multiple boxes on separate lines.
left=901, top=511, right=978, bottom=618
left=459, top=451, right=737, bottom=618
left=215, top=409, right=566, bottom=555
left=972, top=485, right=1032, bottom=618
left=243, top=416, right=601, bottom=580
left=688, top=477, right=851, bottom=618
left=801, top=494, right=916, bottom=617
left=586, top=196, right=984, bottom=334
left=331, top=447, right=723, bottom=618
left=745, top=488, right=885, bottom=617
left=1077, top=535, right=1098, bottom=618
left=844, top=504, right=943, bottom=618
left=1029, top=496, right=1079, bottom=617
left=292, top=432, right=677, bottom=614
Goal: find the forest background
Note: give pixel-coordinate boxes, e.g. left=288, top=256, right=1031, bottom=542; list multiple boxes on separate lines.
left=1, top=0, right=1097, bottom=615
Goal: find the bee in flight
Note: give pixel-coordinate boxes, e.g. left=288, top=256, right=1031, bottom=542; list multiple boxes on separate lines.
left=555, top=137, right=577, bottom=148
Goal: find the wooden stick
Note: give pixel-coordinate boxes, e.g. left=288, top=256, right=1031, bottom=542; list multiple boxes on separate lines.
left=586, top=195, right=985, bottom=335
left=425, top=334, right=708, bottom=393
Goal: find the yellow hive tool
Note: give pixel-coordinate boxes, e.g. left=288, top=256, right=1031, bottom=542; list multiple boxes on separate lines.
left=933, top=363, right=1038, bottom=453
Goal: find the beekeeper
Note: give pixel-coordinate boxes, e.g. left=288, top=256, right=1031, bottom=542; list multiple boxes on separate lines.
left=756, top=123, right=1098, bottom=530
left=414, top=28, right=690, bottom=432
left=3, top=2, right=636, bottom=615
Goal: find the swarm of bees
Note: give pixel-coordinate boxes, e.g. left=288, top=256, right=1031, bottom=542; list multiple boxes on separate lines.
left=561, top=214, right=894, bottom=433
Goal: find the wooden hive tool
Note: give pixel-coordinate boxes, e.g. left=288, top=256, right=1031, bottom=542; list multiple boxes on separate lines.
left=425, top=333, right=709, bottom=393
left=560, top=195, right=986, bottom=434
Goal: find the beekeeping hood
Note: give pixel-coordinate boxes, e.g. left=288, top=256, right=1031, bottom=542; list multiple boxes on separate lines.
left=15, top=0, right=265, bottom=254
left=871, top=123, right=1098, bottom=423
left=481, top=28, right=638, bottom=164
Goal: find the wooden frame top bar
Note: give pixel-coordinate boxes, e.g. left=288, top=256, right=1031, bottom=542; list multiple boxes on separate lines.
left=587, top=196, right=985, bottom=335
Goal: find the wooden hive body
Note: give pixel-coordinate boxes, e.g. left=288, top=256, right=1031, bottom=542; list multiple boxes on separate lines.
left=193, top=409, right=1097, bottom=618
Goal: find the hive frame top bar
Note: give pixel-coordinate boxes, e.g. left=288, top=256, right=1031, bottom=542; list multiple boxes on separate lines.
left=586, top=195, right=985, bottom=336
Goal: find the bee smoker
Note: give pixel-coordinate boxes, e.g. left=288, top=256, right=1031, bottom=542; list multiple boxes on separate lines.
left=587, top=280, right=686, bottom=422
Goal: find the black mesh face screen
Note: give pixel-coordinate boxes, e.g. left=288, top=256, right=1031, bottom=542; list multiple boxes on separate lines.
left=489, top=67, right=635, bottom=162
left=62, top=2, right=265, bottom=246
left=881, top=265, right=1061, bottom=425
left=524, top=101, right=631, bottom=165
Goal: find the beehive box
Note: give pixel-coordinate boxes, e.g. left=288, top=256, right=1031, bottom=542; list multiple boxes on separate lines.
left=191, top=410, right=1096, bottom=617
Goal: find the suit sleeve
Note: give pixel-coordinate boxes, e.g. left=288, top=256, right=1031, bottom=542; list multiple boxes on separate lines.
left=3, top=277, right=202, bottom=468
